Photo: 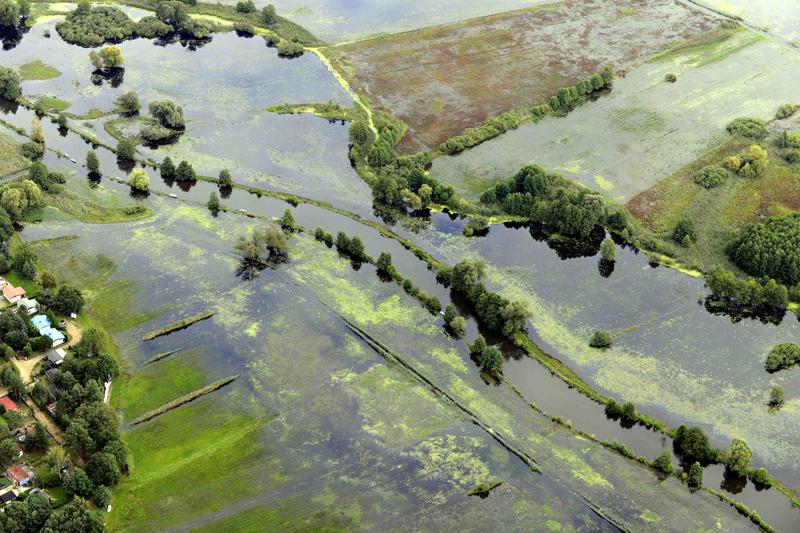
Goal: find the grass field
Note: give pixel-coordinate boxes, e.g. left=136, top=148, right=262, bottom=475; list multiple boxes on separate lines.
left=0, top=133, right=28, bottom=177
left=330, top=0, right=717, bottom=152
left=18, top=60, right=61, bottom=80
left=695, top=0, right=800, bottom=42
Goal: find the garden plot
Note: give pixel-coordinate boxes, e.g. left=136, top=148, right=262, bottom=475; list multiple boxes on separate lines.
left=430, top=29, right=800, bottom=202
left=330, top=0, right=718, bottom=153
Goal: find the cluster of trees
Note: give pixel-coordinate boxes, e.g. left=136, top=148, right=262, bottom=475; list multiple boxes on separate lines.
left=334, top=232, right=371, bottom=263
left=726, top=117, right=768, bottom=140
left=0, top=179, right=44, bottom=221
left=693, top=165, right=728, bottom=189
left=314, top=227, right=334, bottom=248
left=462, top=215, right=488, bottom=237
left=764, top=342, right=800, bottom=373
left=89, top=46, right=123, bottom=72
left=160, top=157, right=196, bottom=182
left=235, top=225, right=288, bottom=279
left=371, top=153, right=453, bottom=212
left=722, top=144, right=768, bottom=179
left=58, top=0, right=215, bottom=46
left=480, top=164, right=608, bottom=238
left=0, top=65, right=21, bottom=101
left=705, top=266, right=788, bottom=311
left=0, top=0, right=29, bottom=29
left=438, top=67, right=613, bottom=155
left=674, top=425, right=717, bottom=463
left=56, top=2, right=138, bottom=46
left=728, top=214, right=800, bottom=286
left=469, top=336, right=503, bottom=374
left=142, top=99, right=185, bottom=144
left=443, top=304, right=465, bottom=337
left=438, top=259, right=530, bottom=338
left=0, top=494, right=104, bottom=532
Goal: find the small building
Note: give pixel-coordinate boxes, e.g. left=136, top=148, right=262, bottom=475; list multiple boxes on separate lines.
left=5, top=465, right=35, bottom=487
left=31, top=315, right=51, bottom=332
left=0, top=396, right=19, bottom=412
left=41, top=327, right=65, bottom=348
left=0, top=489, right=17, bottom=504
left=16, top=298, right=39, bottom=316
left=44, top=368, right=59, bottom=382
left=2, top=285, right=25, bottom=305
left=46, top=348, right=65, bottom=366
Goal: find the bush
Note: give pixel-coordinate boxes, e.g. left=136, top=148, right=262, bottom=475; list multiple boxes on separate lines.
left=751, top=467, right=771, bottom=487
left=127, top=168, right=149, bottom=192
left=776, top=104, right=797, bottom=119
left=652, top=450, right=673, bottom=473
left=116, top=138, right=136, bottom=160
left=600, top=238, right=615, bottom=262
left=687, top=462, right=703, bottom=488
left=233, top=21, right=254, bottom=35
left=693, top=165, right=727, bottom=189
left=765, top=342, right=800, bottom=373
left=149, top=100, right=184, bottom=130
left=140, top=125, right=178, bottom=144
left=462, top=215, right=488, bottom=236
left=769, top=385, right=784, bottom=408
left=589, top=330, right=612, bottom=348
left=276, top=39, right=304, bottom=58
left=726, top=118, right=768, bottom=140
left=0, top=66, right=21, bottom=101
left=672, top=218, right=696, bottom=246
left=786, top=149, right=800, bottom=164
left=664, top=73, right=677, bottom=83
left=674, top=425, right=714, bottom=463
left=235, top=0, right=255, bottom=13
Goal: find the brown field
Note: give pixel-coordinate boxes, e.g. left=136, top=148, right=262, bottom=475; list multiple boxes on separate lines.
left=330, top=0, right=719, bottom=153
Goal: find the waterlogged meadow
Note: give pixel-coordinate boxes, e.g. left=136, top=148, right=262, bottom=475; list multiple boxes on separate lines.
left=430, top=27, right=800, bottom=202
left=695, top=0, right=800, bottom=42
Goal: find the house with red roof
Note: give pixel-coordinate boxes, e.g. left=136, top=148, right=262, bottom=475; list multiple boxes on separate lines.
left=2, top=285, right=26, bottom=305
left=5, top=465, right=35, bottom=487
left=0, top=396, right=19, bottom=412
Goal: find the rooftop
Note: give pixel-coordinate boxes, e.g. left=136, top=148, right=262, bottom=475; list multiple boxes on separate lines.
left=2, top=286, right=25, bottom=300
left=0, top=396, right=18, bottom=412
left=5, top=465, right=34, bottom=484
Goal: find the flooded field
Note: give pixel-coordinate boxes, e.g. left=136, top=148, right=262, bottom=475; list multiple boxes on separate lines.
left=330, top=0, right=718, bottom=153
left=430, top=28, right=800, bottom=202
left=3, top=1, right=800, bottom=531
left=694, top=0, right=800, bottom=42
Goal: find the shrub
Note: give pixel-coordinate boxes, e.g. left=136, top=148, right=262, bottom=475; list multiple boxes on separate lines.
left=672, top=218, right=696, bottom=246
left=769, top=385, right=784, bottom=408
left=600, top=238, right=615, bottom=262
left=276, top=39, right=304, bottom=58
left=233, top=22, right=254, bottom=35
left=140, top=125, right=178, bottom=144
left=175, top=160, right=196, bottom=182
left=218, top=169, right=232, bottom=187
left=693, top=165, right=727, bottom=189
left=751, top=467, right=771, bottom=487
left=786, top=149, right=800, bottom=164
left=687, top=462, right=703, bottom=488
left=0, top=66, right=21, bottom=101
left=776, top=104, right=797, bottom=119
left=589, top=330, right=612, bottom=348
left=726, top=117, right=768, bottom=140
left=235, top=0, right=255, bottom=13
left=127, top=168, right=149, bottom=192
left=160, top=156, right=175, bottom=178
left=116, top=138, right=136, bottom=160
left=765, top=342, right=800, bottom=373
left=652, top=450, right=673, bottom=473
left=727, top=439, right=751, bottom=475
left=674, top=425, right=714, bottom=463
left=149, top=100, right=185, bottom=130
left=664, top=73, right=677, bottom=83
left=463, top=215, right=488, bottom=236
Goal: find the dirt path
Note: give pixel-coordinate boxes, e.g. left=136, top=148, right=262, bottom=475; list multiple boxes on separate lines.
left=23, top=397, right=64, bottom=446
left=12, top=319, right=82, bottom=385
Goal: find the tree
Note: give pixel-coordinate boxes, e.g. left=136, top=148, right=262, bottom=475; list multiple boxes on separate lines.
left=687, top=462, right=703, bottom=488
left=43, top=444, right=72, bottom=474
left=589, top=330, right=612, bottom=348
left=0, top=66, right=20, bottom=101
left=481, top=345, right=503, bottom=374
left=117, top=138, right=136, bottom=160
left=94, top=484, right=111, bottom=508
left=279, top=209, right=296, bottom=232
left=31, top=116, right=45, bottom=144
left=161, top=156, right=175, bottom=178
left=0, top=438, right=16, bottom=467
left=55, top=285, right=85, bottom=314
left=149, top=99, right=185, bottom=129
left=727, top=439, right=751, bottom=475
left=448, top=316, right=466, bottom=338
left=156, top=0, right=188, bottom=27
left=673, top=218, right=696, bottom=246
left=218, top=168, right=232, bottom=187
left=85, top=149, right=100, bottom=175
left=86, top=451, right=121, bottom=486
left=98, top=45, right=123, bottom=69
left=261, top=4, right=277, bottom=25
left=450, top=259, right=486, bottom=293
left=1, top=365, right=23, bottom=399
left=0, top=0, right=18, bottom=27
left=751, top=467, right=771, bottom=487
left=235, top=0, right=255, bottom=13
left=175, top=160, right=196, bottom=182
left=115, top=91, right=140, bottom=115
left=765, top=342, right=800, bottom=373
left=376, top=252, right=394, bottom=276
left=653, top=450, right=673, bottom=474
left=42, top=497, right=104, bottom=533
left=674, top=425, right=713, bottom=463
left=207, top=192, right=220, bottom=213
left=24, top=421, right=49, bottom=452
left=4, top=493, right=52, bottom=532
left=127, top=168, right=149, bottom=192
left=600, top=238, right=615, bottom=262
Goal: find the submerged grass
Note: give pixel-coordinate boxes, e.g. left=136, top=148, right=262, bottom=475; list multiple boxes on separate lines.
left=142, top=311, right=214, bottom=341
left=18, top=60, right=61, bottom=80
left=130, top=375, right=239, bottom=425
left=0, top=133, right=28, bottom=177
left=41, top=187, right=154, bottom=224
left=144, top=349, right=181, bottom=365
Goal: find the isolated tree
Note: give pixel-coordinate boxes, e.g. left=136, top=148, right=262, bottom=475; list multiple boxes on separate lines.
left=218, top=168, right=232, bottom=187
left=376, top=252, right=394, bottom=276
left=55, top=285, right=85, bottom=314
left=175, top=160, right=195, bottom=181
left=85, top=149, right=100, bottom=175
left=160, top=156, right=175, bottom=178
left=116, top=138, right=136, bottom=160
left=99, top=46, right=123, bottom=69
left=127, top=168, right=149, bottom=192
left=149, top=99, right=185, bottom=129
left=589, top=330, right=612, bottom=348
left=207, top=192, right=220, bottom=213
left=674, top=425, right=713, bottom=463
left=279, top=209, right=296, bottom=232
left=769, top=385, right=785, bottom=409
left=687, top=462, right=703, bottom=488
left=727, top=439, right=752, bottom=475
left=0, top=0, right=19, bottom=28
left=600, top=238, right=616, bottom=262
left=260, top=4, right=277, bottom=24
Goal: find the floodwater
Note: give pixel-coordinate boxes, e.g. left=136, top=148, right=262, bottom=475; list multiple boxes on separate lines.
left=3, top=9, right=800, bottom=531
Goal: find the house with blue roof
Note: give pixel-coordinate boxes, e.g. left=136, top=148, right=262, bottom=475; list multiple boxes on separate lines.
left=41, top=327, right=65, bottom=348
left=31, top=315, right=50, bottom=333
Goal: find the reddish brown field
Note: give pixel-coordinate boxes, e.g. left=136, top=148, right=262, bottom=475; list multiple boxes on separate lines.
left=330, top=0, right=718, bottom=153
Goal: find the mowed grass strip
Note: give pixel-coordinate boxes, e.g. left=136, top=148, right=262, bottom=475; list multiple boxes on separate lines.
left=130, top=376, right=239, bottom=425
left=142, top=311, right=214, bottom=340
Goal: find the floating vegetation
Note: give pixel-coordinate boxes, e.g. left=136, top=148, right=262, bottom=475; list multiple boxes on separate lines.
left=144, top=349, right=182, bottom=365
left=142, top=311, right=215, bottom=340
